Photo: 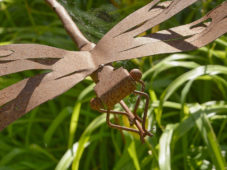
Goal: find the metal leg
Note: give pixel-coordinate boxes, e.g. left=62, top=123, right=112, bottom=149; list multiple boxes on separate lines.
left=99, top=108, right=136, bottom=127
left=133, top=90, right=153, bottom=137
left=133, top=80, right=145, bottom=114
left=106, top=110, right=140, bottom=134
left=119, top=101, right=147, bottom=141
left=99, top=109, right=128, bottom=116
left=95, top=79, right=153, bottom=141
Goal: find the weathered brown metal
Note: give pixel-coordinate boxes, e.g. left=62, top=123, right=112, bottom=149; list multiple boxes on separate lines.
left=94, top=66, right=136, bottom=109
left=91, top=0, right=227, bottom=64
left=0, top=0, right=227, bottom=141
left=90, top=65, right=152, bottom=141
left=45, top=0, right=95, bottom=51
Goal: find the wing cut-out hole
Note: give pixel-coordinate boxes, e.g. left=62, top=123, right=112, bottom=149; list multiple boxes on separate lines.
left=119, top=44, right=144, bottom=53
left=0, top=50, right=14, bottom=58
left=115, top=21, right=148, bottom=38
left=190, top=18, right=212, bottom=29
left=141, top=29, right=193, bottom=42
left=150, top=3, right=167, bottom=11
left=27, top=58, right=61, bottom=66
left=55, top=69, right=89, bottom=80
left=0, top=60, right=15, bottom=64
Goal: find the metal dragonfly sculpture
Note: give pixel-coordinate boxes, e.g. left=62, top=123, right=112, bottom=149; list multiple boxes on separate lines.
left=0, top=0, right=227, bottom=142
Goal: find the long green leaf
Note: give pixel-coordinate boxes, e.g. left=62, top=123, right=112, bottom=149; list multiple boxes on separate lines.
left=159, top=124, right=177, bottom=170
left=127, top=140, right=141, bottom=170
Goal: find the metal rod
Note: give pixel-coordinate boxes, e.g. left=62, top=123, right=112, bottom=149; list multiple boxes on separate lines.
left=133, top=80, right=145, bottom=114
left=120, top=100, right=146, bottom=138
left=120, top=100, right=136, bottom=124
left=99, top=109, right=129, bottom=116
left=45, top=0, right=95, bottom=51
left=106, top=110, right=140, bottom=134
left=133, top=90, right=152, bottom=137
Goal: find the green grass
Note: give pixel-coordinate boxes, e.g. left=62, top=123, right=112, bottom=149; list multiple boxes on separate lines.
left=0, top=0, right=227, bottom=170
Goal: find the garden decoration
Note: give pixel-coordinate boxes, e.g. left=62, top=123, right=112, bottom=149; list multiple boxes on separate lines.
left=0, top=0, right=227, bottom=142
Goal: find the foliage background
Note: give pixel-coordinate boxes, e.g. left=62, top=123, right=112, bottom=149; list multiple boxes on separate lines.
left=0, top=0, right=227, bottom=169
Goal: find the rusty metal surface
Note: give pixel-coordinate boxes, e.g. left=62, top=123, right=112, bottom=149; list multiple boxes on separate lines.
left=94, top=66, right=136, bottom=109
left=92, top=0, right=227, bottom=64
left=0, top=46, right=95, bottom=130
left=45, top=0, right=95, bottom=50
left=0, top=0, right=227, bottom=134
left=92, top=70, right=152, bottom=142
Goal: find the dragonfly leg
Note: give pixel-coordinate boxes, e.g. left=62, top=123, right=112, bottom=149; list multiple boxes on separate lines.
left=106, top=110, right=141, bottom=134
left=133, top=90, right=153, bottom=137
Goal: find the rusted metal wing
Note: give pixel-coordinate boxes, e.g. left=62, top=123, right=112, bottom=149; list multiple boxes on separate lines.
left=0, top=44, right=65, bottom=76
left=0, top=44, right=96, bottom=130
left=91, top=0, right=227, bottom=64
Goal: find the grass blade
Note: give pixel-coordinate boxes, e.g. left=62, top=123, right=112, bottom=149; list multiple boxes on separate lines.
left=127, top=140, right=141, bottom=170
left=72, top=114, right=107, bottom=170
left=192, top=109, right=226, bottom=170
left=159, top=124, right=176, bottom=170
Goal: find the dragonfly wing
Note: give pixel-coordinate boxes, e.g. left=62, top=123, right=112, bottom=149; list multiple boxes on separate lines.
left=0, top=69, right=94, bottom=130
left=102, top=0, right=198, bottom=38
left=92, top=0, right=227, bottom=64
left=0, top=46, right=97, bottom=130
left=0, top=44, right=70, bottom=76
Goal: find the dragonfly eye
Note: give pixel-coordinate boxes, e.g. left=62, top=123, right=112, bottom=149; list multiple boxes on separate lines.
left=130, top=69, right=142, bottom=82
